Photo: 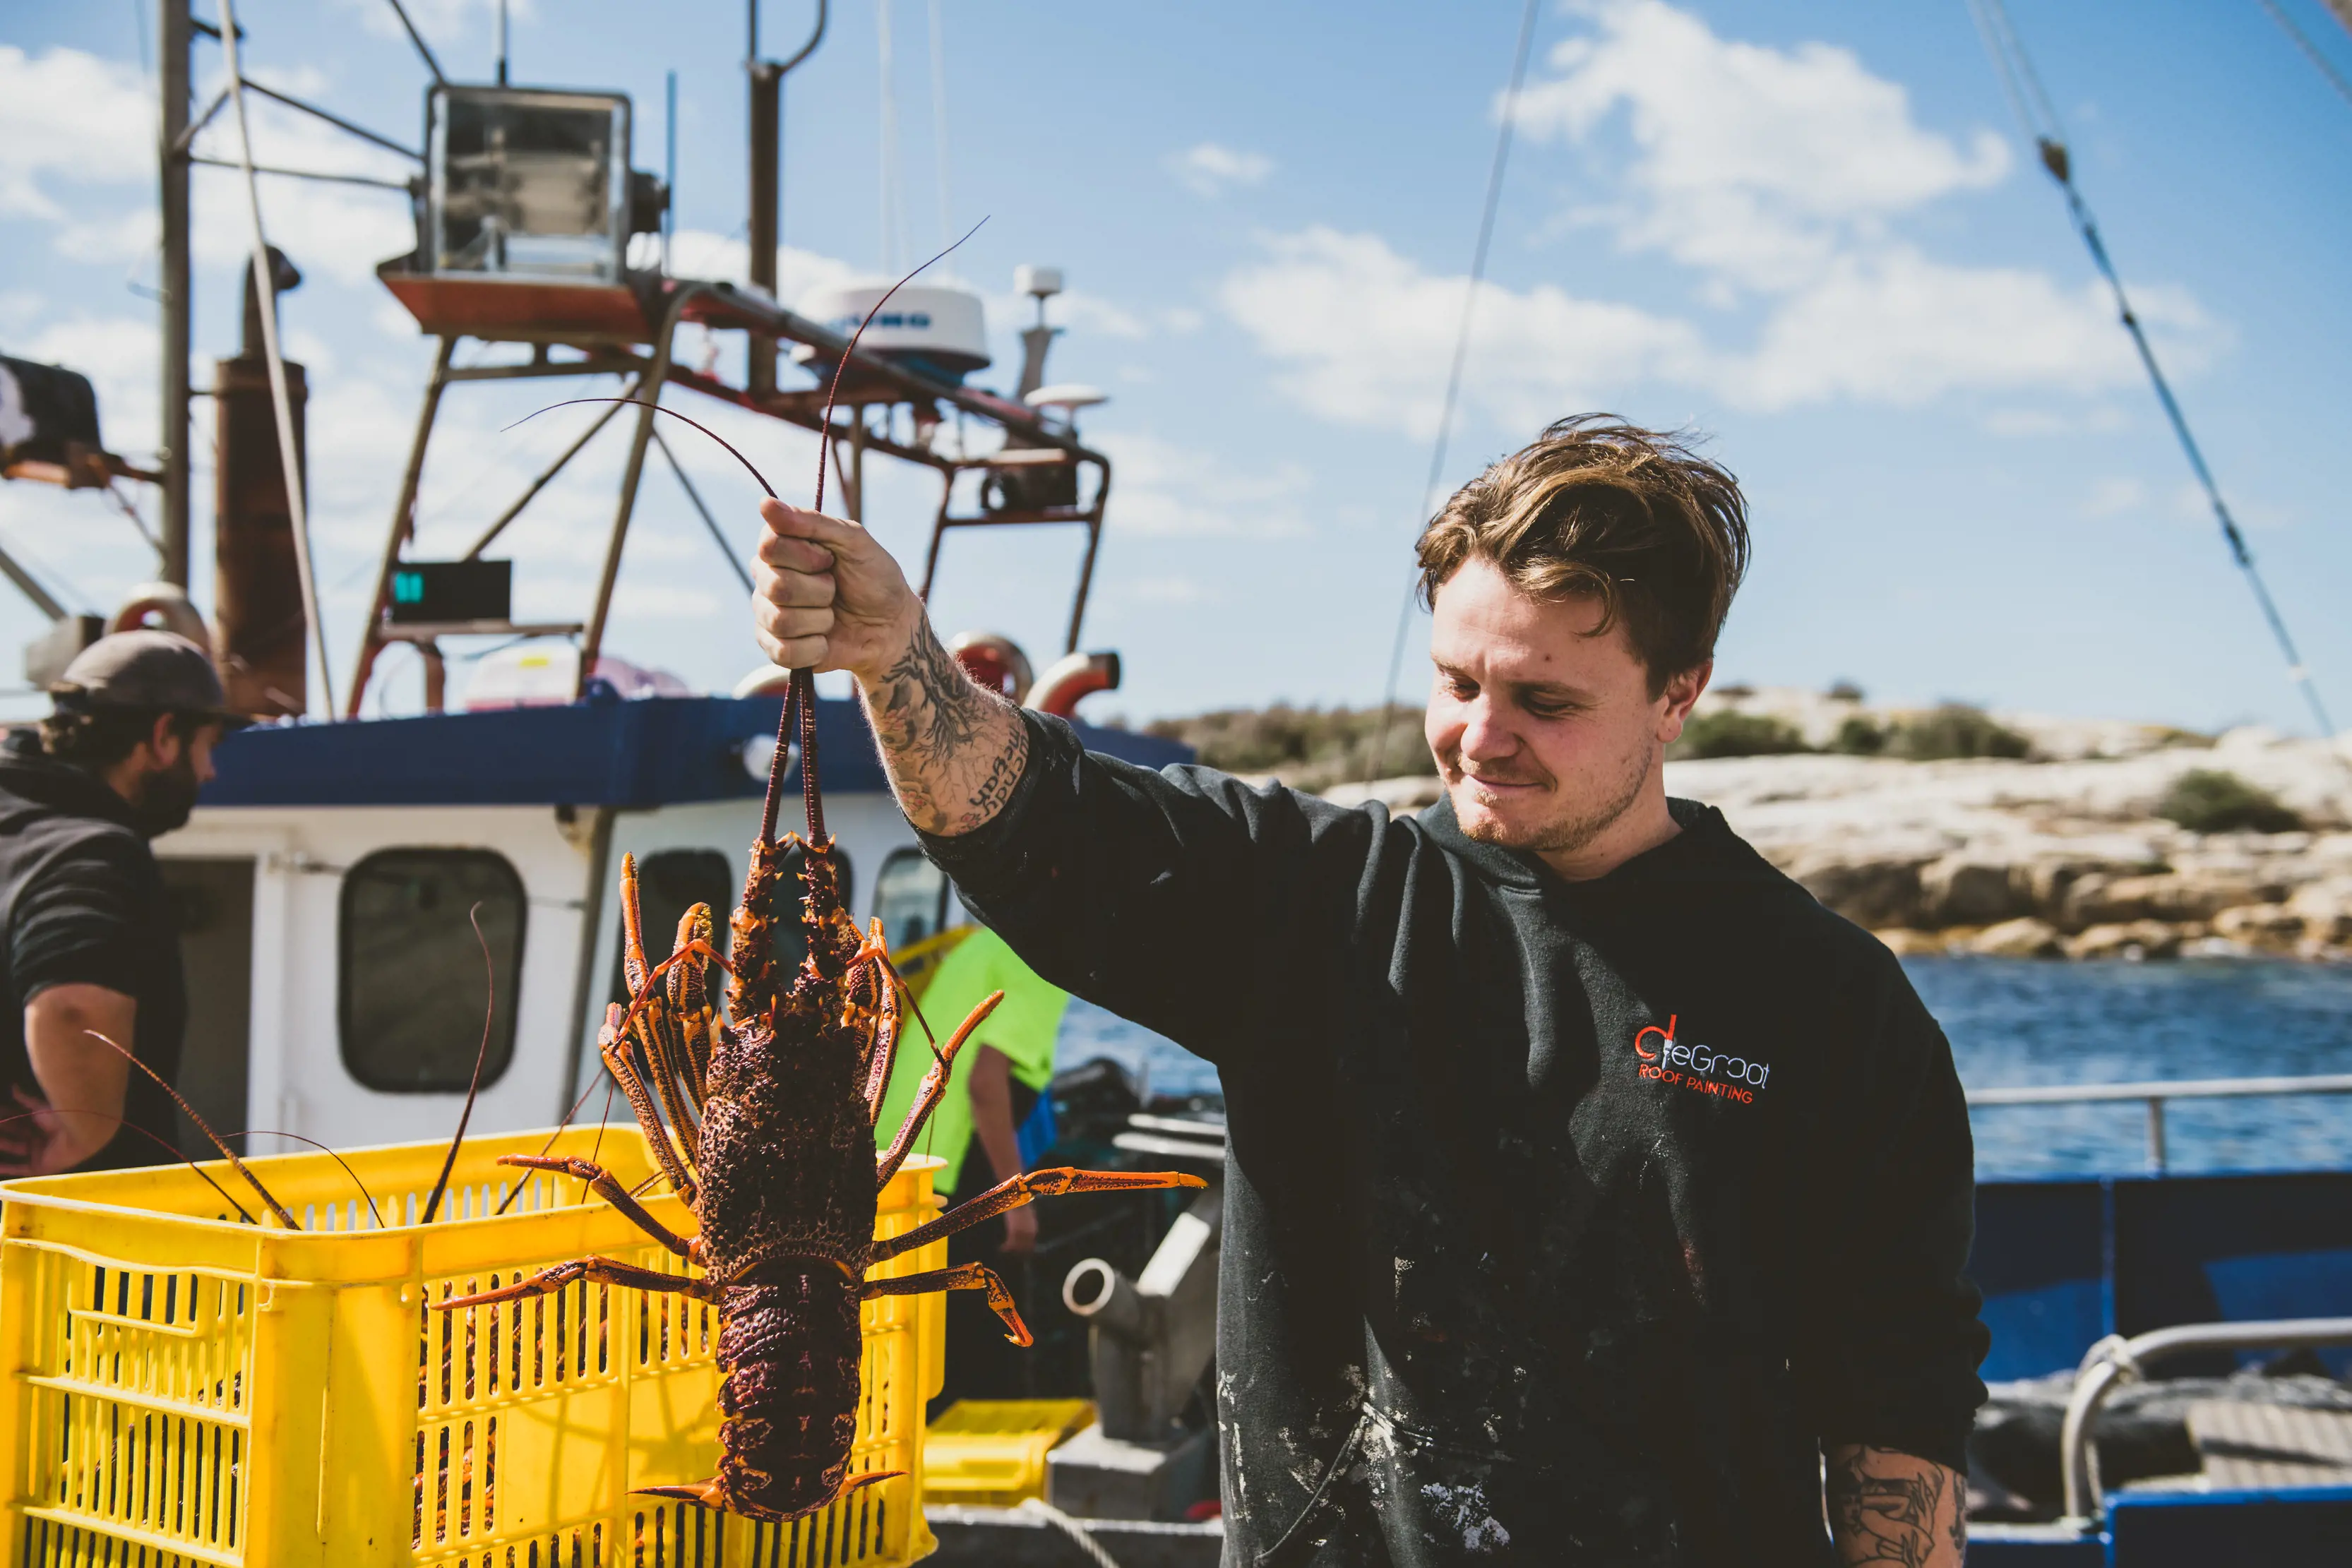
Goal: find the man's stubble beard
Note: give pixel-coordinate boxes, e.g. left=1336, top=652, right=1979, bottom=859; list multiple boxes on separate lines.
left=1454, top=729, right=1656, bottom=858
left=126, top=753, right=202, bottom=838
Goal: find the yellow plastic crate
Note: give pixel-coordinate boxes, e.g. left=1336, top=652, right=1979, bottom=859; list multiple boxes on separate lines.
left=920, top=1400, right=1094, bottom=1508
left=0, top=1126, right=947, bottom=1567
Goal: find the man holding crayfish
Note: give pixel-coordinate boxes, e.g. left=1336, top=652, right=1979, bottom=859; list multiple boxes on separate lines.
left=751, top=415, right=1986, bottom=1566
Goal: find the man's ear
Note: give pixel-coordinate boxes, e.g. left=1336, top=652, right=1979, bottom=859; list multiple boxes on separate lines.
left=144, top=712, right=184, bottom=770
left=1656, top=659, right=1712, bottom=744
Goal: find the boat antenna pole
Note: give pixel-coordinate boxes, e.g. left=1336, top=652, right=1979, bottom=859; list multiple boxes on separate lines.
left=217, top=0, right=335, bottom=717
left=1970, top=0, right=2336, bottom=738
left=1363, top=0, right=1542, bottom=786
left=748, top=0, right=829, bottom=398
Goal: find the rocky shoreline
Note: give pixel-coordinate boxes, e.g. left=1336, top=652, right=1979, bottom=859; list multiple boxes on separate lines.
left=1311, top=702, right=2352, bottom=964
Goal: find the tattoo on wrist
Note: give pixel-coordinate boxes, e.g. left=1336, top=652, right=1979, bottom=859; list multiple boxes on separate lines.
left=1827, top=1447, right=1962, bottom=1567
left=866, top=618, right=1030, bottom=834
left=878, top=622, right=991, bottom=760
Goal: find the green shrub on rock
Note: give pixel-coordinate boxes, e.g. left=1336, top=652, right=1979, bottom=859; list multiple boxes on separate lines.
left=1891, top=705, right=2031, bottom=761
left=2156, top=769, right=2303, bottom=834
left=1669, top=710, right=1812, bottom=760
left=1832, top=716, right=1887, bottom=755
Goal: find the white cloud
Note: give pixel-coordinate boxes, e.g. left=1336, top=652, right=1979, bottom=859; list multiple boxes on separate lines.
left=1219, top=1, right=2220, bottom=429
left=2083, top=477, right=2146, bottom=517
left=0, top=48, right=154, bottom=220
left=1166, top=143, right=1275, bottom=198
left=1515, top=0, right=2006, bottom=293
left=1221, top=227, right=1700, bottom=436
left=1092, top=430, right=1313, bottom=538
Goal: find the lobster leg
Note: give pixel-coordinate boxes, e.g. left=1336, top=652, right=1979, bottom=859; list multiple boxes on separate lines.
left=431, top=1255, right=722, bottom=1310
left=859, top=930, right=902, bottom=1121
left=871, top=1167, right=1209, bottom=1262
left=599, top=1023, right=699, bottom=1208
left=497, top=1154, right=697, bottom=1259
left=874, top=990, right=1005, bottom=1184
left=863, top=1262, right=1034, bottom=1346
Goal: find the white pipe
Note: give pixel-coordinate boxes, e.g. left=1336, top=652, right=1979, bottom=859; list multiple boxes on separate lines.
left=216, top=0, right=334, bottom=717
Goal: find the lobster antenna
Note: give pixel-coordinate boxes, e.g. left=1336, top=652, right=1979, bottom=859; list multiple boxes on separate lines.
left=493, top=1072, right=614, bottom=1217
left=782, top=215, right=989, bottom=846
left=513, top=221, right=991, bottom=852
left=237, top=1130, right=386, bottom=1230
left=82, top=1031, right=297, bottom=1229
left=0, top=1108, right=256, bottom=1225
left=422, top=903, right=501, bottom=1226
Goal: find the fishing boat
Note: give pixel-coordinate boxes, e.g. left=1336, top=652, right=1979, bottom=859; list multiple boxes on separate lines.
left=5, top=6, right=2351, bottom=1564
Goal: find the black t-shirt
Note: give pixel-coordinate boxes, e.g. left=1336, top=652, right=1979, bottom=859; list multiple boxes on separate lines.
left=0, top=730, right=185, bottom=1171
left=923, top=712, right=1988, bottom=1567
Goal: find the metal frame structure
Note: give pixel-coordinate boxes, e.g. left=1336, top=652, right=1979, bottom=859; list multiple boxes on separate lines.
left=1967, top=1071, right=2352, bottom=1175
left=347, top=275, right=1112, bottom=714
left=2059, top=1317, right=2352, bottom=1521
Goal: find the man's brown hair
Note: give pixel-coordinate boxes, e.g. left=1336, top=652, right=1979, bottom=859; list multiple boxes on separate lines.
left=1416, top=415, right=1750, bottom=690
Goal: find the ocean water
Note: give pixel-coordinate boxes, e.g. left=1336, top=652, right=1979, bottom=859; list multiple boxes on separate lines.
left=1061, top=957, right=2352, bottom=1179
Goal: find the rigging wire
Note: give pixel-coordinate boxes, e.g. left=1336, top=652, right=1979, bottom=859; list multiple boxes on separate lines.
left=2255, top=0, right=2352, bottom=110
left=929, top=0, right=954, bottom=249
left=1361, top=0, right=1544, bottom=786
left=1969, top=0, right=2336, bottom=738
left=878, top=0, right=905, bottom=271
left=218, top=0, right=336, bottom=716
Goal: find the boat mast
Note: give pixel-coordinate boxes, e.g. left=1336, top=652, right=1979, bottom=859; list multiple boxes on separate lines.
left=158, top=0, right=192, bottom=587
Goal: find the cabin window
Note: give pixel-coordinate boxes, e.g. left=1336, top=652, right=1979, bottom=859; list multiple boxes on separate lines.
left=339, top=849, right=526, bottom=1093
left=611, top=849, right=734, bottom=1007
left=768, top=844, right=854, bottom=976
left=873, top=846, right=952, bottom=955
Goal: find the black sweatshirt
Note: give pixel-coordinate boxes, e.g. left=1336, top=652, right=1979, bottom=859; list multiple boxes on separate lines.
left=923, top=713, right=1987, bottom=1566
left=0, top=731, right=185, bottom=1171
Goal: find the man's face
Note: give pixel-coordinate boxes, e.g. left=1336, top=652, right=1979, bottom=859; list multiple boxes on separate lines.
left=1424, top=556, right=1707, bottom=864
left=124, top=719, right=221, bottom=838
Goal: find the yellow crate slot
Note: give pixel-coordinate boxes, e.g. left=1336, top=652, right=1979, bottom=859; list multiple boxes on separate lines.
left=921, top=1399, right=1095, bottom=1508
left=0, top=1129, right=946, bottom=1567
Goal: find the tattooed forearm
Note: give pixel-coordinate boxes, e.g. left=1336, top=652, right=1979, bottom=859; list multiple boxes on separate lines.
left=1825, top=1447, right=1964, bottom=1567
left=859, top=617, right=1030, bottom=836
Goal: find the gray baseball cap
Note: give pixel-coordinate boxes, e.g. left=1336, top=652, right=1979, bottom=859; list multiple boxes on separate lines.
left=50, top=630, right=246, bottom=726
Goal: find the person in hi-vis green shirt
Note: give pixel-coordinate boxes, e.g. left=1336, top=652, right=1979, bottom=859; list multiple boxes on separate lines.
left=872, top=923, right=1068, bottom=1255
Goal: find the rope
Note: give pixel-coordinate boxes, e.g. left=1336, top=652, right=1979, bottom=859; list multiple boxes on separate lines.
left=1969, top=0, right=2337, bottom=738
left=1362, top=0, right=1544, bottom=786
left=217, top=0, right=335, bottom=717
left=1017, top=1497, right=1128, bottom=1568
left=2256, top=0, right=2352, bottom=111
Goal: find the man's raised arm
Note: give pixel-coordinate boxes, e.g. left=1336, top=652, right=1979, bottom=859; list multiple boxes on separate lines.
left=751, top=498, right=1028, bottom=836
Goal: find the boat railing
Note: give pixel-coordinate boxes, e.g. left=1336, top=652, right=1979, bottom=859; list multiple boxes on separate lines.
left=1965, top=1072, right=2352, bottom=1173
left=2058, top=1316, right=2352, bottom=1523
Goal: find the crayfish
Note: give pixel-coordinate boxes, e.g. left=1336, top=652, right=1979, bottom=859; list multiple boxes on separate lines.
left=436, top=227, right=1203, bottom=1520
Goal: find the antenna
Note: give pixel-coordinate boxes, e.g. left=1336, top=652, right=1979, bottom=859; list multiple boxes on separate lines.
left=664, top=70, right=677, bottom=275
left=495, top=0, right=508, bottom=83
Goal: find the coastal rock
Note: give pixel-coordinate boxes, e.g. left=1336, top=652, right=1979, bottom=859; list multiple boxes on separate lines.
left=1873, top=928, right=1949, bottom=957
left=1786, top=852, right=1926, bottom=928
left=2065, top=921, right=2185, bottom=960
left=1918, top=857, right=2033, bottom=926
left=2060, top=870, right=2281, bottom=931
left=2212, top=904, right=2305, bottom=950
left=2284, top=880, right=2352, bottom=942
left=1966, top=918, right=2065, bottom=959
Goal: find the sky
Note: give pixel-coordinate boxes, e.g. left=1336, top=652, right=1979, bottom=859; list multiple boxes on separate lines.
left=5, top=0, right=2352, bottom=734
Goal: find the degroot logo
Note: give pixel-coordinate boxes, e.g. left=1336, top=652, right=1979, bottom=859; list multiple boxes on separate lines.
left=1632, top=1015, right=1770, bottom=1104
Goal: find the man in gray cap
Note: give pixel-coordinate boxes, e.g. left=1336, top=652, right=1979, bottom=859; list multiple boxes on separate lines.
left=0, top=630, right=241, bottom=1175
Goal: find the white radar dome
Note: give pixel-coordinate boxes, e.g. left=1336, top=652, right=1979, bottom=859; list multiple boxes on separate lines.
left=796, top=282, right=990, bottom=382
